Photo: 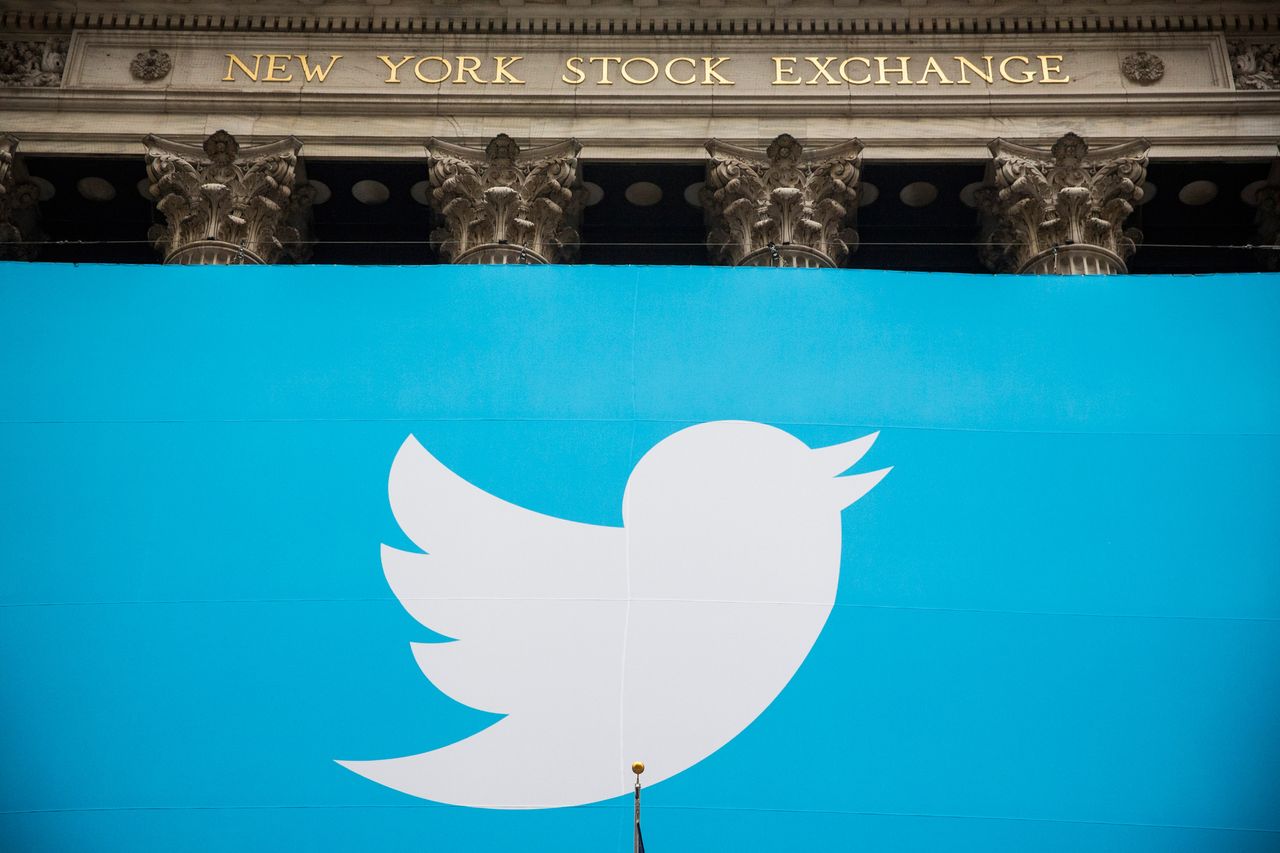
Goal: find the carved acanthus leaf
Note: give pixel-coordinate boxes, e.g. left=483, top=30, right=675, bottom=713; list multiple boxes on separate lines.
left=1228, top=40, right=1280, bottom=91
left=0, top=38, right=68, bottom=87
left=980, top=133, right=1148, bottom=274
left=425, top=134, right=583, bottom=264
left=703, top=134, right=862, bottom=268
left=144, top=130, right=307, bottom=264
left=0, top=133, right=44, bottom=260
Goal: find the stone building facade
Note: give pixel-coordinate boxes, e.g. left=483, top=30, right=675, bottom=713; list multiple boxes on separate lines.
left=1, top=0, right=1277, bottom=270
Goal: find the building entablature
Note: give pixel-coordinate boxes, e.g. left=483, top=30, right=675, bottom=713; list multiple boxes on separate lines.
left=1, top=1, right=1277, bottom=168
left=3, top=0, right=1280, bottom=36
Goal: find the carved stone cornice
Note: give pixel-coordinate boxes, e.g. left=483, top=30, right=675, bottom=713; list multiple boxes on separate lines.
left=143, top=129, right=309, bottom=265
left=703, top=134, right=862, bottom=268
left=0, top=133, right=43, bottom=260
left=425, top=134, right=583, bottom=265
left=3, top=4, right=1279, bottom=37
left=980, top=133, right=1149, bottom=275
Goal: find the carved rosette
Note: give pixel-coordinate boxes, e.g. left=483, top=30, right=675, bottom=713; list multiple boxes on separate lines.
left=0, top=133, right=43, bottom=260
left=144, top=130, right=309, bottom=265
left=703, top=134, right=862, bottom=269
left=131, top=49, right=172, bottom=81
left=979, top=133, right=1149, bottom=275
left=425, top=134, right=584, bottom=265
left=0, top=38, right=68, bottom=87
left=1120, top=51, right=1164, bottom=85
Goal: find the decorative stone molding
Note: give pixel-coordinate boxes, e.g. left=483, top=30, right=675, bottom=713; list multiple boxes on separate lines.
left=280, top=175, right=317, bottom=264
left=980, top=133, right=1149, bottom=275
left=1228, top=41, right=1280, bottom=90
left=0, top=133, right=43, bottom=260
left=143, top=129, right=309, bottom=265
left=0, top=37, right=68, bottom=87
left=703, top=134, right=862, bottom=268
left=130, top=48, right=172, bottom=81
left=425, top=134, right=583, bottom=264
left=1120, top=51, right=1165, bottom=85
left=3, top=4, right=1279, bottom=37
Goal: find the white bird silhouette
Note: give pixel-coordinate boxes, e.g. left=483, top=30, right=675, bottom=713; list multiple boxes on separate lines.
left=337, top=420, right=889, bottom=809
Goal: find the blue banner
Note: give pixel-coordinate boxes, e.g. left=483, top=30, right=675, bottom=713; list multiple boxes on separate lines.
left=2, top=262, right=1278, bottom=851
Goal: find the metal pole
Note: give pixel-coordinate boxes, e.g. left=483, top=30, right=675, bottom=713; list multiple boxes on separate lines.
left=632, top=761, right=644, bottom=853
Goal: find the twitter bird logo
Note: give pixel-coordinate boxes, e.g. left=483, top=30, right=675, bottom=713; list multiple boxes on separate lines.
left=338, top=420, right=890, bottom=808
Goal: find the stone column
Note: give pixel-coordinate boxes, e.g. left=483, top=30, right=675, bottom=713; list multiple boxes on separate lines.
left=1253, top=152, right=1280, bottom=271
left=0, top=133, right=43, bottom=260
left=703, top=134, right=863, bottom=269
left=980, top=133, right=1149, bottom=275
left=425, top=134, right=583, bottom=265
left=143, top=130, right=310, bottom=265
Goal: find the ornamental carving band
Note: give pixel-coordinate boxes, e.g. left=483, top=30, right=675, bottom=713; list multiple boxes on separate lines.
left=1228, top=41, right=1280, bottom=90
left=0, top=38, right=68, bottom=87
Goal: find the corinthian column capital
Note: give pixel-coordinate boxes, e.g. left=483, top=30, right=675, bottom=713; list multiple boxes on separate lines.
left=143, top=130, right=309, bottom=265
left=425, top=134, right=583, bottom=265
left=1253, top=152, right=1280, bottom=271
left=703, top=134, right=863, bottom=269
left=0, top=133, right=43, bottom=260
left=980, top=132, right=1149, bottom=275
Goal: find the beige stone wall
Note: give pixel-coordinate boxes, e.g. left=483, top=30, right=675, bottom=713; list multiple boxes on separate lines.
left=64, top=32, right=1226, bottom=96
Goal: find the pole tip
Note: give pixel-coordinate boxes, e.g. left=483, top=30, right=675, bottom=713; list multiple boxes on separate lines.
left=631, top=761, right=645, bottom=776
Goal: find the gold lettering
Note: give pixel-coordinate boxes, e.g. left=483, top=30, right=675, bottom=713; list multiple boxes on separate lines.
left=493, top=56, right=525, bottom=84
left=378, top=55, right=414, bottom=84
left=702, top=56, right=734, bottom=85
left=839, top=57, right=873, bottom=85
left=665, top=57, right=697, bottom=85
left=1038, top=54, right=1070, bottom=84
left=999, top=55, right=1036, bottom=84
left=916, top=56, right=954, bottom=85
left=454, top=55, right=484, bottom=84
left=562, top=56, right=586, bottom=85
left=805, top=56, right=841, bottom=85
left=414, top=56, right=451, bottom=84
left=874, top=56, right=915, bottom=85
left=297, top=54, right=342, bottom=83
left=621, top=56, right=660, bottom=85
left=263, top=54, right=293, bottom=83
left=222, top=53, right=262, bottom=82
left=772, top=57, right=802, bottom=85
left=954, top=55, right=994, bottom=85
left=588, top=56, right=623, bottom=85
